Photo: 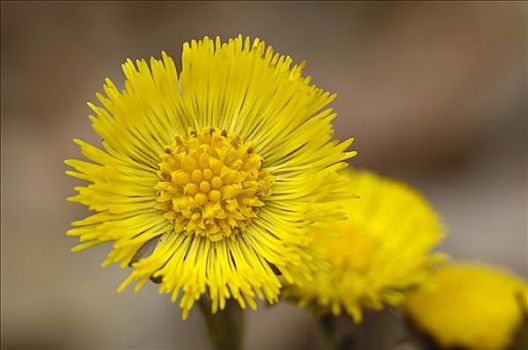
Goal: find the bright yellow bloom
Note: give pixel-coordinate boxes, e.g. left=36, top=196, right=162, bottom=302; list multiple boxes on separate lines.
left=283, top=169, right=445, bottom=322
left=404, top=263, right=528, bottom=350
left=65, top=35, right=355, bottom=319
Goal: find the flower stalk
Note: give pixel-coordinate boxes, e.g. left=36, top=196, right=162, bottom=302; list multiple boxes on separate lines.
left=198, top=297, right=244, bottom=350
left=316, top=314, right=358, bottom=350
left=317, top=315, right=338, bottom=350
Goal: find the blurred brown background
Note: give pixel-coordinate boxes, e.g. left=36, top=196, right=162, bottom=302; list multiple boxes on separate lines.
left=1, top=1, right=526, bottom=349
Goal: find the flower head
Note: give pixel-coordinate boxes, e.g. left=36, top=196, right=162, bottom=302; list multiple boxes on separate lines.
left=65, top=35, right=355, bottom=319
left=404, top=263, right=528, bottom=350
left=283, top=169, right=445, bottom=322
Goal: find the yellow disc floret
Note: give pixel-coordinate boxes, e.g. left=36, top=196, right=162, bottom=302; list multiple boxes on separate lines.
left=317, top=221, right=379, bottom=273
left=404, top=263, right=528, bottom=350
left=155, top=128, right=273, bottom=241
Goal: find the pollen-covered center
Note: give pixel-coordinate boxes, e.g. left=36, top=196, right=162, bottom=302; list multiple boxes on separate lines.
left=155, top=128, right=274, bottom=241
left=317, top=221, right=379, bottom=273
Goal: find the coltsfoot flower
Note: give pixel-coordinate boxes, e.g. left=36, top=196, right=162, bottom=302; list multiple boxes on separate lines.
left=283, top=169, right=445, bottom=322
left=65, top=35, right=355, bottom=319
left=404, top=263, right=528, bottom=350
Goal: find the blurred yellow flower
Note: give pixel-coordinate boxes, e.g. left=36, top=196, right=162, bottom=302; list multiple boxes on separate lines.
left=65, top=35, right=355, bottom=319
left=404, top=263, right=528, bottom=350
left=283, top=169, right=445, bottom=322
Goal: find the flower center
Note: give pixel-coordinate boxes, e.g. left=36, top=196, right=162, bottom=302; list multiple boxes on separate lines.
left=317, top=221, right=379, bottom=272
left=155, top=128, right=274, bottom=241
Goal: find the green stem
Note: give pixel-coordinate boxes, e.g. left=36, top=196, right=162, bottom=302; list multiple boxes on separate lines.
left=198, top=298, right=244, bottom=350
left=316, top=314, right=358, bottom=350
left=317, top=315, right=337, bottom=350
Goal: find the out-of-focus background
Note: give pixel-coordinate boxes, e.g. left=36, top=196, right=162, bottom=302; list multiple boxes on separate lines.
left=1, top=1, right=526, bottom=349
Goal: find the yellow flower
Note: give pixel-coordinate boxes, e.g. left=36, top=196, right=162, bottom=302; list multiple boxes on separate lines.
left=283, top=169, right=445, bottom=322
left=65, top=35, right=355, bottom=319
left=404, top=263, right=528, bottom=350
